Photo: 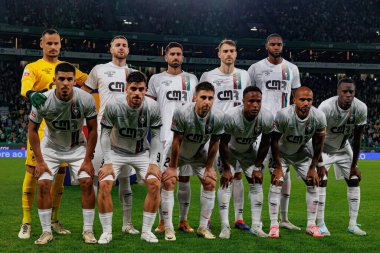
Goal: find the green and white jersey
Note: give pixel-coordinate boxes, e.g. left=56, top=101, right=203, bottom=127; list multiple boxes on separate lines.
left=147, top=71, right=197, bottom=142
left=248, top=58, right=301, bottom=117
left=224, top=106, right=274, bottom=153
left=101, top=94, right=162, bottom=155
left=274, top=105, right=326, bottom=156
left=319, top=96, right=367, bottom=153
left=200, top=68, right=251, bottom=112
left=30, top=88, right=97, bottom=152
left=171, top=103, right=224, bottom=160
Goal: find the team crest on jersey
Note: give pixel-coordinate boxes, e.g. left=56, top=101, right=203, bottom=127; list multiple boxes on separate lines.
left=162, top=80, right=172, bottom=86
left=212, top=79, right=224, bottom=86
left=104, top=71, right=116, bottom=77
left=305, top=124, right=314, bottom=135
left=254, top=125, right=262, bottom=135
left=71, top=102, right=81, bottom=119
left=139, top=115, right=145, bottom=124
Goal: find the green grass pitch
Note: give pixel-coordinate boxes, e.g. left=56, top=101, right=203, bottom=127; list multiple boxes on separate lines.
left=0, top=158, right=379, bottom=253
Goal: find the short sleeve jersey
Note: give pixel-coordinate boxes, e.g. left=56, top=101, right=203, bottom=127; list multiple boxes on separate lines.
left=101, top=95, right=162, bottom=155
left=273, top=105, right=326, bottom=155
left=200, top=68, right=251, bottom=112
left=171, top=103, right=224, bottom=160
left=85, top=62, right=136, bottom=121
left=147, top=71, right=197, bottom=142
left=318, top=96, right=367, bottom=153
left=248, top=58, right=301, bottom=117
left=224, top=106, right=274, bottom=153
left=29, top=88, right=97, bottom=151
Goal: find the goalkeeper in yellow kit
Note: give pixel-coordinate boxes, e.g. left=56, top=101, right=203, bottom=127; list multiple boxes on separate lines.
left=19, top=29, right=88, bottom=239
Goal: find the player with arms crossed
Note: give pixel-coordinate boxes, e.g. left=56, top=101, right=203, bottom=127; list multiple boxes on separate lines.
left=162, top=82, right=224, bottom=239
left=200, top=39, right=252, bottom=232
left=268, top=87, right=326, bottom=238
left=97, top=71, right=163, bottom=244
left=218, top=86, right=273, bottom=239
left=147, top=42, right=197, bottom=240
left=82, top=35, right=139, bottom=235
left=248, top=33, right=301, bottom=231
left=316, top=78, right=367, bottom=236
left=28, top=63, right=97, bottom=244
left=19, top=29, right=88, bottom=239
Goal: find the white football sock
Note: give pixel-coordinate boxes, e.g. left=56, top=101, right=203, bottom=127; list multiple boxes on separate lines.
left=316, top=186, right=326, bottom=225
left=38, top=208, right=52, bottom=233
left=200, top=189, right=215, bottom=228
left=99, top=212, right=113, bottom=233
left=142, top=211, right=157, bottom=233
left=347, top=186, right=360, bottom=227
left=280, top=172, right=291, bottom=221
left=268, top=185, right=281, bottom=227
left=250, top=184, right=263, bottom=227
left=161, top=189, right=174, bottom=229
left=232, top=178, right=244, bottom=221
left=82, top=209, right=95, bottom=231
left=306, top=186, right=319, bottom=227
left=119, top=176, right=132, bottom=226
left=217, top=185, right=231, bottom=226
left=178, top=181, right=191, bottom=221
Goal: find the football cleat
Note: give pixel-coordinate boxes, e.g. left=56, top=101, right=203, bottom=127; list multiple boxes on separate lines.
left=154, top=220, right=165, bottom=233
left=197, top=227, right=216, bottom=239
left=34, top=231, right=53, bottom=245
left=165, top=227, right=176, bottom=241
left=51, top=221, right=71, bottom=235
left=178, top=220, right=194, bottom=233
left=234, top=220, right=250, bottom=231
left=18, top=223, right=31, bottom=239
left=318, top=223, right=331, bottom=236
left=348, top=224, right=367, bottom=236
left=83, top=230, right=97, bottom=244
left=219, top=224, right=231, bottom=239
left=250, top=226, right=269, bottom=238
left=141, top=231, right=159, bottom=243
left=98, top=232, right=113, bottom=244
left=269, top=226, right=280, bottom=238
left=122, top=223, right=140, bottom=234
left=306, top=225, right=324, bottom=238
left=279, top=220, right=301, bottom=230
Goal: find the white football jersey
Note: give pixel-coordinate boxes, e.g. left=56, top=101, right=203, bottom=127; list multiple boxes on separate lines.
left=147, top=71, right=197, bottom=142
left=200, top=68, right=251, bottom=112
left=30, top=88, right=97, bottom=152
left=274, top=105, right=326, bottom=155
left=248, top=58, right=301, bottom=117
left=101, top=94, right=162, bottom=155
left=319, top=96, right=367, bottom=153
left=224, top=106, right=274, bottom=154
left=85, top=62, right=136, bottom=121
left=171, top=103, right=224, bottom=160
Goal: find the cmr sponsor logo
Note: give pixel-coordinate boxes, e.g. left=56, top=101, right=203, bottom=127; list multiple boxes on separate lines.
left=217, top=90, right=239, bottom=101
left=109, top=82, right=125, bottom=92
left=331, top=125, right=352, bottom=135
left=265, top=80, right=287, bottom=90
left=52, top=120, right=80, bottom=131
left=236, top=137, right=255, bottom=145
left=166, top=90, right=188, bottom=101
left=119, top=128, right=145, bottom=138
left=186, top=134, right=209, bottom=143
left=286, top=135, right=310, bottom=144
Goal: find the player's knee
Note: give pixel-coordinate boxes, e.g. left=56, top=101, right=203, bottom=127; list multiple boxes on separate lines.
left=163, top=177, right=176, bottom=191
left=233, top=172, right=242, bottom=180
left=38, top=180, right=51, bottom=194
left=319, top=180, right=328, bottom=187
left=203, top=178, right=216, bottom=191
left=98, top=181, right=113, bottom=196
left=179, top=176, right=190, bottom=183
left=79, top=177, right=93, bottom=189
left=347, top=178, right=359, bottom=187
left=146, top=178, right=161, bottom=195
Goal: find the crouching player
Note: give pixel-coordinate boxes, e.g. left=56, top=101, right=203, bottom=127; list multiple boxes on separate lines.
left=218, top=86, right=273, bottom=239
left=268, top=87, right=326, bottom=238
left=162, top=82, right=224, bottom=239
left=97, top=71, right=163, bottom=244
left=29, top=63, right=97, bottom=244
left=316, top=78, right=367, bottom=236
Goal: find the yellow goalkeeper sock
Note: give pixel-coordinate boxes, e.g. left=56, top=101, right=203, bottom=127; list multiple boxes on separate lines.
left=51, top=167, right=66, bottom=223
left=22, top=170, right=37, bottom=224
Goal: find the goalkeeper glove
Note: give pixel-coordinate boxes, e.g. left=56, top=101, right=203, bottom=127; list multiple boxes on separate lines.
left=26, top=89, right=48, bottom=109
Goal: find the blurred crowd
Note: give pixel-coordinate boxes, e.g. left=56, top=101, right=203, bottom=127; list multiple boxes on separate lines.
left=3, top=0, right=380, bottom=43
left=0, top=61, right=378, bottom=150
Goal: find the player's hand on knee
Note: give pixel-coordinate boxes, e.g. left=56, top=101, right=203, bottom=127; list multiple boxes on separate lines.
left=98, top=163, right=115, bottom=181
left=317, top=165, right=327, bottom=185
left=306, top=166, right=319, bottom=186
left=146, top=163, right=162, bottom=181
left=162, top=167, right=178, bottom=183
left=252, top=170, right=263, bottom=184
left=349, top=166, right=361, bottom=182
left=203, top=167, right=217, bottom=182
left=220, top=168, right=233, bottom=189
left=271, top=167, right=283, bottom=186
left=34, top=161, right=52, bottom=178
left=78, top=159, right=95, bottom=178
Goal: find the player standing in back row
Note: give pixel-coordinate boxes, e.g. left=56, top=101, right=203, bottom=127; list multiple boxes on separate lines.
left=248, top=34, right=301, bottom=231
